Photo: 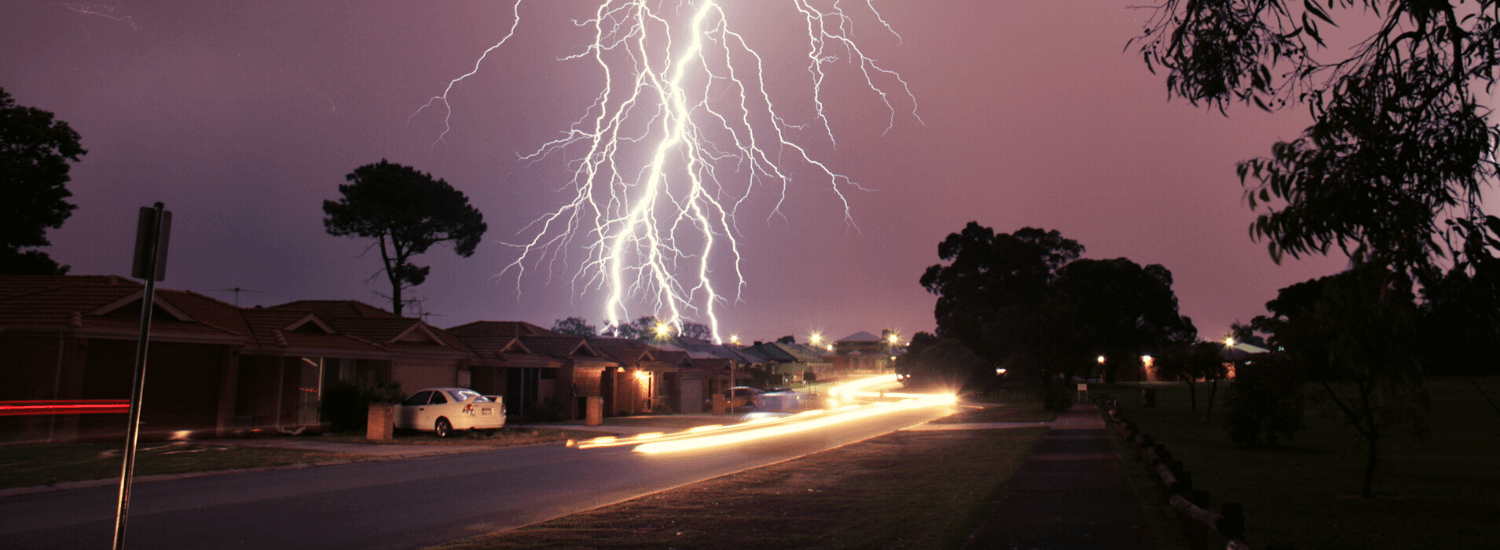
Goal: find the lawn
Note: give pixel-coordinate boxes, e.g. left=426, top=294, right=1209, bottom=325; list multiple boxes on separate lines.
left=428, top=426, right=1049, bottom=550
left=0, top=441, right=358, bottom=490
left=1093, top=376, right=1500, bottom=550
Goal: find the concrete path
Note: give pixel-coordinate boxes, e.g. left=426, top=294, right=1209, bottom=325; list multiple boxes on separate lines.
left=963, top=403, right=1154, bottom=550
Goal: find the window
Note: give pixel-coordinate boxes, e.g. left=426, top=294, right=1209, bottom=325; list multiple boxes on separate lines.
left=403, top=391, right=433, bottom=406
left=429, top=391, right=448, bottom=405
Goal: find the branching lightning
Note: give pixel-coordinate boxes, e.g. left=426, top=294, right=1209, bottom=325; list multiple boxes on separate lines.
left=415, top=0, right=918, bottom=342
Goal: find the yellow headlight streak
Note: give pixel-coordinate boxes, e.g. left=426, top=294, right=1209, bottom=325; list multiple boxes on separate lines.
left=632, top=395, right=949, bottom=455
left=827, top=374, right=900, bottom=397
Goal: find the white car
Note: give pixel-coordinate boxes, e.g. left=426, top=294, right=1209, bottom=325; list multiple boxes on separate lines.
left=395, top=388, right=505, bottom=437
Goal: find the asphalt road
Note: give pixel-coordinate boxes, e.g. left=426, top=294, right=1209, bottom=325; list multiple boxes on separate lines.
left=0, top=403, right=952, bottom=550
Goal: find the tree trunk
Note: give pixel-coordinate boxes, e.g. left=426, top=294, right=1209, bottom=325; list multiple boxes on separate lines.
left=1183, top=377, right=1197, bottom=412
left=1201, top=379, right=1218, bottom=420
left=1361, top=418, right=1379, bottom=498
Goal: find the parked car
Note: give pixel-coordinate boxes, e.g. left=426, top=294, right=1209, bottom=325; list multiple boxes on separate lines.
left=721, top=386, right=764, bottom=411
left=395, top=388, right=505, bottom=437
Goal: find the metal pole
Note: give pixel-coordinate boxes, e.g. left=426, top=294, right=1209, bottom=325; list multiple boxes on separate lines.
left=114, top=202, right=163, bottom=550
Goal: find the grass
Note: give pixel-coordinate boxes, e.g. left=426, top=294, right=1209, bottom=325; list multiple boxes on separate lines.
left=1092, top=377, right=1500, bottom=550
left=428, top=426, right=1049, bottom=550
left=0, top=441, right=358, bottom=490
left=0, top=426, right=611, bottom=489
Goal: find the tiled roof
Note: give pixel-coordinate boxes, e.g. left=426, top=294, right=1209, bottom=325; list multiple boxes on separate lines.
left=837, top=330, right=882, bottom=343
left=519, top=335, right=591, bottom=359
left=588, top=337, right=657, bottom=365
left=270, top=300, right=401, bottom=320
left=446, top=320, right=560, bottom=339
left=0, top=275, right=241, bottom=340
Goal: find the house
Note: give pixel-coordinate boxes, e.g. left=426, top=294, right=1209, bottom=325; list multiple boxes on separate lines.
left=741, top=341, right=834, bottom=383
left=0, top=276, right=398, bottom=441
left=587, top=337, right=670, bottom=416
left=271, top=301, right=473, bottom=393
left=829, top=330, right=898, bottom=373
left=445, top=321, right=617, bottom=419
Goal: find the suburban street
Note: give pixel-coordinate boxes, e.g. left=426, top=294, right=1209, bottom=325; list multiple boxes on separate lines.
left=0, top=403, right=952, bottom=550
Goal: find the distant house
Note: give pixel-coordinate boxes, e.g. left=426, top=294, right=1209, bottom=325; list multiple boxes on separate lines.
left=742, top=341, right=834, bottom=383
left=830, top=331, right=897, bottom=373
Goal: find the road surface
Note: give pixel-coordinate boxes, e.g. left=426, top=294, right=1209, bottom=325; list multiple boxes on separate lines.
left=0, top=402, right=951, bottom=549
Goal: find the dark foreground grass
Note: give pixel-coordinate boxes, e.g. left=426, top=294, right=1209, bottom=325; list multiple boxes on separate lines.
left=430, top=426, right=1049, bottom=550
left=1094, top=377, right=1500, bottom=550
left=0, top=441, right=357, bottom=489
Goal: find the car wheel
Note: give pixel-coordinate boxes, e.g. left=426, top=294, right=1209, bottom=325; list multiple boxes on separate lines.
left=435, top=418, right=453, bottom=438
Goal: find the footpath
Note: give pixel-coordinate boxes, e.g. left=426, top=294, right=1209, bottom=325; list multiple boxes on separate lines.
left=964, top=402, right=1155, bottom=550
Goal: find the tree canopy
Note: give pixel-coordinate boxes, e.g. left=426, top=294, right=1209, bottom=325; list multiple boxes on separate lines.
left=323, top=160, right=486, bottom=316
left=1132, top=0, right=1500, bottom=281
left=920, top=222, right=1194, bottom=392
left=552, top=316, right=598, bottom=337
left=1, top=88, right=85, bottom=275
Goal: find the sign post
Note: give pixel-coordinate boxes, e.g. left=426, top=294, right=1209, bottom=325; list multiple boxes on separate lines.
left=113, top=202, right=170, bottom=550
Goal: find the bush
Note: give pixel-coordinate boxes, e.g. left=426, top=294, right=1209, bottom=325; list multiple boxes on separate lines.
left=1043, top=385, right=1075, bottom=411
left=526, top=396, right=571, bottom=422
left=1222, top=355, right=1305, bottom=447
left=319, top=380, right=404, bottom=433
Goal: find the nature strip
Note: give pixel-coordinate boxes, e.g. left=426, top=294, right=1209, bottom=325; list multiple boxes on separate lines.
left=1097, top=394, right=1268, bottom=550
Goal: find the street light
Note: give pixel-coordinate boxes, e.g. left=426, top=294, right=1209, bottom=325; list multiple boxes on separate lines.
left=809, top=332, right=823, bottom=346
left=653, top=322, right=672, bottom=340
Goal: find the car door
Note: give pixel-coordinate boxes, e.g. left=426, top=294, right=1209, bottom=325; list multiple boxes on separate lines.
left=398, top=390, right=433, bottom=429
left=415, top=390, right=449, bottom=430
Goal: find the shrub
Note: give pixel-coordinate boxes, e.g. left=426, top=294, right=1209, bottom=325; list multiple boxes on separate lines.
left=1043, top=385, right=1075, bottom=411
left=319, top=380, right=404, bottom=433
left=1222, top=355, right=1305, bottom=447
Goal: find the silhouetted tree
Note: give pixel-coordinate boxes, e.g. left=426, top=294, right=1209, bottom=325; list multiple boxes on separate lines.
left=552, top=316, right=597, bottom=337
left=896, top=338, right=988, bottom=392
left=323, top=160, right=486, bottom=316
left=1254, top=265, right=1429, bottom=498
left=1132, top=0, right=1499, bottom=282
left=1228, top=320, right=1268, bottom=348
left=1, top=88, right=85, bottom=275
left=921, top=223, right=1193, bottom=403
left=1154, top=341, right=1228, bottom=415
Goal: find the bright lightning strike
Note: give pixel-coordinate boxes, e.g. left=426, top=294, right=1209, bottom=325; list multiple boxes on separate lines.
left=415, top=1, right=918, bottom=342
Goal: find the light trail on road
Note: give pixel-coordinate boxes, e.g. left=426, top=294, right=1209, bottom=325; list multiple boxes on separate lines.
left=569, top=374, right=955, bottom=454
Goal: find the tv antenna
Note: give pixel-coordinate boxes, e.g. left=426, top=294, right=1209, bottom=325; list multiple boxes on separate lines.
left=209, top=287, right=264, bottom=307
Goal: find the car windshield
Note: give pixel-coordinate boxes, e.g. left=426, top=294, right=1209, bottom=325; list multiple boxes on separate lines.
left=450, top=390, right=484, bottom=402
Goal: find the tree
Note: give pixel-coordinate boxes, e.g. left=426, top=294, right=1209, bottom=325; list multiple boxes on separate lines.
left=920, top=222, right=1084, bottom=369
left=1, top=88, right=85, bottom=275
left=895, top=338, right=988, bottom=392
left=1132, top=1, right=1500, bottom=281
left=1155, top=341, right=1229, bottom=415
left=323, top=160, right=486, bottom=316
left=1228, top=320, right=1268, bottom=348
left=1253, top=265, right=1429, bottom=498
left=921, top=223, right=1193, bottom=404
left=1053, top=258, right=1198, bottom=370
left=552, top=316, right=597, bottom=337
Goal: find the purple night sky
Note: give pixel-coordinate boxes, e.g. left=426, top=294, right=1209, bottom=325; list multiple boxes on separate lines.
left=1, top=1, right=1348, bottom=344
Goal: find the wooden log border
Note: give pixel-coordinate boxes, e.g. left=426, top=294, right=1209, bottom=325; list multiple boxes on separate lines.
left=1095, top=393, right=1273, bottom=550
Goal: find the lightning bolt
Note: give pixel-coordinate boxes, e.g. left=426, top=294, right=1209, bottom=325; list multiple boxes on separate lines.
left=415, top=0, right=918, bottom=343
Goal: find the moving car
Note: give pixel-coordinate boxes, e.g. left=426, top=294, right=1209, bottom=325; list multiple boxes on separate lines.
left=395, top=388, right=505, bottom=437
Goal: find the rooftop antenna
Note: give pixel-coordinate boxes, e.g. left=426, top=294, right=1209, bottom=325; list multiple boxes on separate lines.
left=209, top=287, right=264, bottom=307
